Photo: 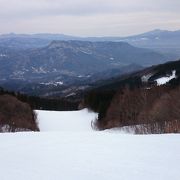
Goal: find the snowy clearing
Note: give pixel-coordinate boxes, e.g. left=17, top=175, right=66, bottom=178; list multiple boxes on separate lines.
left=36, top=109, right=98, bottom=132
left=0, top=109, right=180, bottom=180
left=155, top=70, right=176, bottom=85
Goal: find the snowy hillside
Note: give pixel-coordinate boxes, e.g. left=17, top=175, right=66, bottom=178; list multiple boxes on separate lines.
left=155, top=70, right=176, bottom=85
left=0, top=109, right=179, bottom=180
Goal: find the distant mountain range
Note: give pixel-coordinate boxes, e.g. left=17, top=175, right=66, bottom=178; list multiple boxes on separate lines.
left=0, top=40, right=168, bottom=95
left=120, top=29, right=180, bottom=58
left=0, top=29, right=179, bottom=97
left=0, top=29, right=180, bottom=58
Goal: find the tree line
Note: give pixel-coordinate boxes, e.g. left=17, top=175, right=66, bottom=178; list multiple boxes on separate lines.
left=0, top=87, right=79, bottom=111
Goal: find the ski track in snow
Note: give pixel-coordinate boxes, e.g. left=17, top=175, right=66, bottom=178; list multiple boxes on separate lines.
left=0, top=109, right=179, bottom=180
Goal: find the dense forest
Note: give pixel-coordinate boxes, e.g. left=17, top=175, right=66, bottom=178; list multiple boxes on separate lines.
left=0, top=88, right=79, bottom=111
left=84, top=84, right=180, bottom=134
left=96, top=86, right=180, bottom=133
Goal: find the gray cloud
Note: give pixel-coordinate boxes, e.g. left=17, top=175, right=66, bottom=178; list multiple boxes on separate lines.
left=0, top=0, right=179, bottom=36
left=1, top=0, right=180, bottom=17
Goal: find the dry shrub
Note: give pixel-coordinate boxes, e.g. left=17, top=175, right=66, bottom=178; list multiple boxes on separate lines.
left=0, top=94, right=39, bottom=132
left=96, top=86, right=180, bottom=134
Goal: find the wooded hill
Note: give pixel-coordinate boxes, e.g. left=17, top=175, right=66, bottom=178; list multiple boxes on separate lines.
left=84, top=59, right=180, bottom=133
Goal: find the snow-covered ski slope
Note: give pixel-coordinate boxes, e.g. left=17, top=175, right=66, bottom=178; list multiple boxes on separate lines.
left=0, top=109, right=179, bottom=180
left=155, top=70, right=176, bottom=86
left=37, top=109, right=98, bottom=132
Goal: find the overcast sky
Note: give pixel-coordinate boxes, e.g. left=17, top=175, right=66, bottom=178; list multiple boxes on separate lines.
left=0, top=0, right=180, bottom=36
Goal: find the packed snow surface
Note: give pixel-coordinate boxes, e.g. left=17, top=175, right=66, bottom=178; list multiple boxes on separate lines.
left=0, top=109, right=180, bottom=180
left=37, top=109, right=98, bottom=132
left=155, top=70, right=176, bottom=85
